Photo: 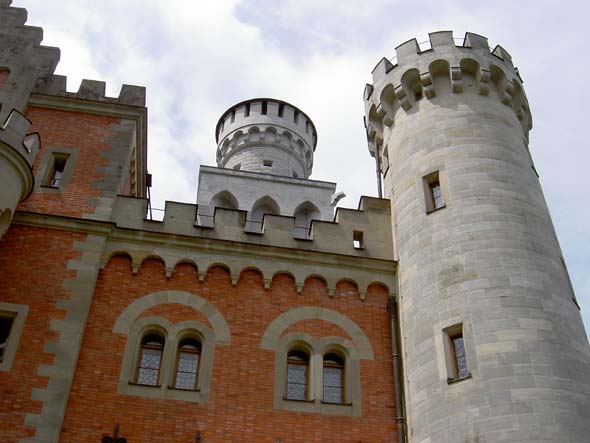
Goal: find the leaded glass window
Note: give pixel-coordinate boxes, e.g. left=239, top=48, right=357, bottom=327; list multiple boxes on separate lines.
left=286, top=350, right=309, bottom=400
left=136, top=333, right=164, bottom=386
left=323, top=353, right=344, bottom=404
left=431, top=181, right=444, bottom=209
left=174, top=338, right=201, bottom=390
left=452, top=334, right=469, bottom=379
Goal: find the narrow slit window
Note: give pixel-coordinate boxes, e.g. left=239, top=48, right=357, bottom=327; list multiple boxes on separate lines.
left=136, top=333, right=164, bottom=386
left=293, top=110, right=299, bottom=124
left=0, top=315, right=14, bottom=363
left=263, top=159, right=273, bottom=167
left=444, top=324, right=470, bottom=382
left=45, top=154, right=69, bottom=188
left=261, top=101, right=268, bottom=115
left=323, top=353, right=344, bottom=404
left=423, top=170, right=444, bottom=213
left=174, top=338, right=201, bottom=390
left=451, top=333, right=469, bottom=379
left=286, top=350, right=309, bottom=400
left=278, top=103, right=284, bottom=117
left=353, top=230, right=364, bottom=249
left=245, top=103, right=250, bottom=117
left=230, top=109, right=235, bottom=123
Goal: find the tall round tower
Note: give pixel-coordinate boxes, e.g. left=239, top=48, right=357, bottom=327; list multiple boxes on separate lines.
left=364, top=31, right=590, bottom=442
left=215, top=98, right=317, bottom=178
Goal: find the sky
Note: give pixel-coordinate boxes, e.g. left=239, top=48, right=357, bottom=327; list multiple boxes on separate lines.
left=16, top=0, right=589, bottom=333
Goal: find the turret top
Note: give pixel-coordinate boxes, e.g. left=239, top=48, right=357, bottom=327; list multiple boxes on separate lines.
left=215, top=98, right=317, bottom=179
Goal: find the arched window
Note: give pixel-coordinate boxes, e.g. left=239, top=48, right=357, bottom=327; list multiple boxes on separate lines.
left=136, top=333, right=165, bottom=386
left=174, top=337, right=202, bottom=390
left=323, top=353, right=344, bottom=404
left=286, top=349, right=309, bottom=400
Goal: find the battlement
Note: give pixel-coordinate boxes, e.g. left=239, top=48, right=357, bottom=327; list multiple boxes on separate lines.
left=112, top=194, right=393, bottom=261
left=32, top=75, right=146, bottom=107
left=215, top=98, right=316, bottom=178
left=364, top=31, right=532, bottom=153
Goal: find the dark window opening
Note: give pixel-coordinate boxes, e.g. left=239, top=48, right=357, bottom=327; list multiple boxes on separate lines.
left=294, top=110, right=299, bottom=124
left=263, top=159, right=273, bottom=167
left=245, top=103, right=250, bottom=117
left=230, top=110, right=235, bottom=123
left=0, top=316, right=14, bottom=363
left=353, top=230, right=364, bottom=249
left=45, top=154, right=69, bottom=188
left=278, top=103, right=284, bottom=117
left=261, top=101, right=268, bottom=115
left=233, top=163, right=241, bottom=170
left=423, top=170, right=445, bottom=213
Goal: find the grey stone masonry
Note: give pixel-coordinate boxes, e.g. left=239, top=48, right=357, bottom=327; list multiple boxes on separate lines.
left=215, top=98, right=316, bottom=178
left=21, top=234, right=107, bottom=443
left=364, top=31, right=590, bottom=443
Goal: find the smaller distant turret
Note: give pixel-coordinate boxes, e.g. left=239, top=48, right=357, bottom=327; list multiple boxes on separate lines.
left=215, top=98, right=317, bottom=179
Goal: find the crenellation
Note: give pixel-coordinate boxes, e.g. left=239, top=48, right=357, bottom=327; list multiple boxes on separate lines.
left=364, top=31, right=531, bottom=151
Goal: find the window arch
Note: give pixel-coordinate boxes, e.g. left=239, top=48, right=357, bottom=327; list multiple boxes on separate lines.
left=323, top=352, right=345, bottom=404
left=286, top=349, right=310, bottom=400
left=174, top=337, right=202, bottom=390
left=136, top=332, right=165, bottom=386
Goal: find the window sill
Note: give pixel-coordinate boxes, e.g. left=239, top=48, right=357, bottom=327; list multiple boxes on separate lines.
left=447, top=373, right=472, bottom=384
left=168, top=385, right=201, bottom=392
left=283, top=397, right=315, bottom=403
left=128, top=381, right=161, bottom=388
left=321, top=400, right=353, bottom=406
left=426, top=204, right=446, bottom=215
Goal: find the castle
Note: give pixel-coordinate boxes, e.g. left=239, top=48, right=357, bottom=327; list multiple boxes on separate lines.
left=1, top=1, right=589, bottom=442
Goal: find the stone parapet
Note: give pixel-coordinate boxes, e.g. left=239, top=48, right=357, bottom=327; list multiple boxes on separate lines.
left=364, top=31, right=532, bottom=157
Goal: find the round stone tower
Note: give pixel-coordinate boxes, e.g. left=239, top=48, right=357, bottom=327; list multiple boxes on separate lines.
left=364, top=31, right=590, bottom=442
left=215, top=98, right=317, bottom=178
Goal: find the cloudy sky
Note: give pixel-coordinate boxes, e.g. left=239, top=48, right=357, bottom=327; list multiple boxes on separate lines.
left=17, top=0, right=589, bottom=332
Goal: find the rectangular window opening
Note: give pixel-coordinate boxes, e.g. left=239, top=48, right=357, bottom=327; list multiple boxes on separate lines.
left=245, top=103, right=250, bottom=117
left=293, top=110, right=299, bottom=124
left=444, top=324, right=470, bottom=383
left=423, top=170, right=444, bottom=213
left=278, top=103, right=284, bottom=117
left=44, top=153, right=69, bottom=188
left=353, top=230, right=364, bottom=249
left=263, top=159, right=273, bottom=167
left=230, top=109, right=235, bottom=123
left=261, top=101, right=268, bottom=115
left=0, top=314, right=15, bottom=363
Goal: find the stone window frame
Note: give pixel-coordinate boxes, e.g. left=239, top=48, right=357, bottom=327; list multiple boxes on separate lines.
left=435, top=317, right=477, bottom=385
left=419, top=166, right=448, bottom=214
left=261, top=306, right=373, bottom=417
left=0, top=302, right=29, bottom=372
left=35, top=146, right=79, bottom=194
left=273, top=333, right=362, bottom=416
left=113, top=290, right=231, bottom=403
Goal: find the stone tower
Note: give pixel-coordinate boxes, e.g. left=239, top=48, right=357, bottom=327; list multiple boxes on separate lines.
left=198, top=98, right=338, bottom=235
left=364, top=31, right=590, bottom=442
left=215, top=98, right=316, bottom=178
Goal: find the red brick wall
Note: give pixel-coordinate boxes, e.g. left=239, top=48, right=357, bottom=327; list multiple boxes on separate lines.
left=0, top=225, right=85, bottom=442
left=61, top=257, right=397, bottom=442
left=18, top=106, right=122, bottom=218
